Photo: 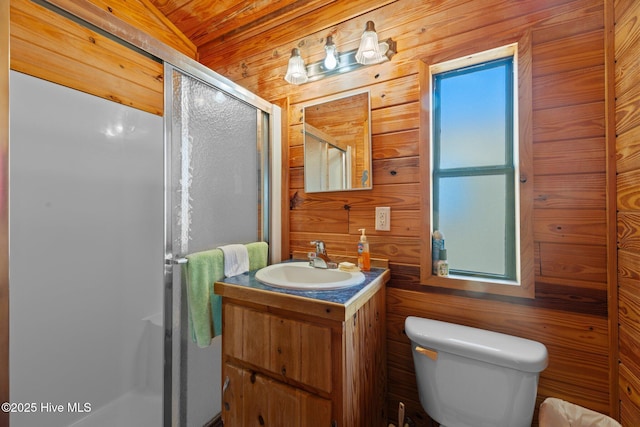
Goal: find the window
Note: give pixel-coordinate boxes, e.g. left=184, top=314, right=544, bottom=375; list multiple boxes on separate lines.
left=421, top=38, right=534, bottom=298
left=433, top=55, right=516, bottom=281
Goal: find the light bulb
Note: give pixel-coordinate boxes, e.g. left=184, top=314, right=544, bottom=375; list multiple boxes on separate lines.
left=323, top=36, right=338, bottom=70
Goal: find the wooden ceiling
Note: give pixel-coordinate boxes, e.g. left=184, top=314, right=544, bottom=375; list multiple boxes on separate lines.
left=148, top=0, right=336, bottom=49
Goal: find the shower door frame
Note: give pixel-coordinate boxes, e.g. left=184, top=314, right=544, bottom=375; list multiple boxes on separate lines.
left=163, top=62, right=277, bottom=426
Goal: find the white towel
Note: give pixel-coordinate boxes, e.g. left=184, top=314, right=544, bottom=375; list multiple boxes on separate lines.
left=218, top=244, right=250, bottom=277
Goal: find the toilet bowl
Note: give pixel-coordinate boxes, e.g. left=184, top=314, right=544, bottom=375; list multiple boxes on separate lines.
left=405, top=316, right=548, bottom=427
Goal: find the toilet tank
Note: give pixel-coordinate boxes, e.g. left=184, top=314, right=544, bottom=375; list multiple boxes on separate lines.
left=405, top=316, right=548, bottom=427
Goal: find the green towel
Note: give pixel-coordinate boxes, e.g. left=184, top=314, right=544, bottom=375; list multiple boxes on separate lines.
left=246, top=241, right=269, bottom=271
left=183, top=241, right=269, bottom=348
left=184, top=249, right=225, bottom=347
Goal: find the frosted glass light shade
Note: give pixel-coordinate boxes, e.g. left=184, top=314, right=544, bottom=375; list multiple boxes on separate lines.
left=284, top=48, right=308, bottom=85
left=355, top=21, right=388, bottom=65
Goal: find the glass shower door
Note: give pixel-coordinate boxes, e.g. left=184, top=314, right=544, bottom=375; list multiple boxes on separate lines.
left=163, top=64, right=269, bottom=426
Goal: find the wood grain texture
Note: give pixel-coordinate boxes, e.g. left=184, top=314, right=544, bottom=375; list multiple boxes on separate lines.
left=618, top=169, right=640, bottom=211
left=534, top=137, right=605, bottom=175
left=151, top=0, right=330, bottom=47
left=89, top=0, right=196, bottom=57
left=616, top=125, right=640, bottom=174
left=534, top=209, right=607, bottom=245
left=534, top=173, right=606, bottom=210
left=10, top=0, right=166, bottom=115
left=533, top=30, right=604, bottom=77
left=616, top=0, right=640, bottom=423
left=618, top=213, right=640, bottom=251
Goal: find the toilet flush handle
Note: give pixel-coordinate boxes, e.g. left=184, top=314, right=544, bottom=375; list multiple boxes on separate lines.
left=415, top=345, right=438, bottom=361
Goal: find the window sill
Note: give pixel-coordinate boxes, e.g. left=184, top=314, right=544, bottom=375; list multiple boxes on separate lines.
left=422, top=272, right=534, bottom=299
left=433, top=273, right=519, bottom=286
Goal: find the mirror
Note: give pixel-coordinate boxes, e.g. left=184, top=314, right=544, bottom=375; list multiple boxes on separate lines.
left=304, top=91, right=371, bottom=192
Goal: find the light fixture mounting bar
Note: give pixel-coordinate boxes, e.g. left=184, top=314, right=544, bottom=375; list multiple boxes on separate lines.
left=304, top=38, right=396, bottom=84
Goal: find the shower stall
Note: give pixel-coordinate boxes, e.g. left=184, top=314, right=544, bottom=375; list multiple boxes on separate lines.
left=9, top=70, right=165, bottom=427
left=9, top=19, right=278, bottom=426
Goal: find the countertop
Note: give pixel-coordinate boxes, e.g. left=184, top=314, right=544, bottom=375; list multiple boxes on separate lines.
left=214, top=260, right=390, bottom=321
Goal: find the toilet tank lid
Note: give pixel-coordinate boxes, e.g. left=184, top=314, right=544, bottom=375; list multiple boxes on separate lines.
left=405, top=316, right=548, bottom=373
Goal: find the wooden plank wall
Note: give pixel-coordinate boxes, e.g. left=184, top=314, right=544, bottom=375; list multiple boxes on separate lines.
left=201, top=0, right=618, bottom=425
left=9, top=0, right=197, bottom=116
left=615, top=0, right=640, bottom=425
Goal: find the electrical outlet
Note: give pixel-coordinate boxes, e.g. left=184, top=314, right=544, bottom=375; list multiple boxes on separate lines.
left=375, top=207, right=391, bottom=231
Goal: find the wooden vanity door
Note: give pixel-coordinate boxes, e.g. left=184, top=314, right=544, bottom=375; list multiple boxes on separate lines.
left=223, top=363, right=331, bottom=426
left=221, top=302, right=335, bottom=426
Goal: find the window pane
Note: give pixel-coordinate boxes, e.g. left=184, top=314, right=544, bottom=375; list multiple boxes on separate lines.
left=436, top=175, right=508, bottom=276
left=437, top=62, right=509, bottom=169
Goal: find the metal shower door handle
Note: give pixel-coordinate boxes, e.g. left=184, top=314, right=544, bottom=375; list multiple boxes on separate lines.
left=165, top=256, right=188, bottom=265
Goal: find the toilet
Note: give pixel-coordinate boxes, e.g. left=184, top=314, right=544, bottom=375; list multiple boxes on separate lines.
left=405, top=316, right=548, bottom=427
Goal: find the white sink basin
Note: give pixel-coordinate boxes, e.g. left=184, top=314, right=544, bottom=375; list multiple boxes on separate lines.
left=255, top=262, right=365, bottom=290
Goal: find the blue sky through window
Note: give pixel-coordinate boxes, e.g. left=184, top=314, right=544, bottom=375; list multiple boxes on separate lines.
left=436, top=60, right=510, bottom=170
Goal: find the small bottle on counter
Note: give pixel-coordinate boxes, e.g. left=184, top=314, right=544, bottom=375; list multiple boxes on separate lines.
left=436, top=249, right=449, bottom=277
left=357, top=228, right=370, bottom=271
left=432, top=230, right=445, bottom=274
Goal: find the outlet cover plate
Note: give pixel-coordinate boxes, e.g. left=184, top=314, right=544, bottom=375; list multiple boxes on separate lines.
left=375, top=207, right=391, bottom=231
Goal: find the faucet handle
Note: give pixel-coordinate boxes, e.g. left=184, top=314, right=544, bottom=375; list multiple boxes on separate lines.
left=310, top=240, right=326, bottom=255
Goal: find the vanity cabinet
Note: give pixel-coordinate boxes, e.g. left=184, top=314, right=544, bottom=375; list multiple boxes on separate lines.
left=215, top=268, right=388, bottom=427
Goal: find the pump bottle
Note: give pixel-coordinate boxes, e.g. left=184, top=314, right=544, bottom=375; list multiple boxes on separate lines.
left=357, top=228, right=370, bottom=271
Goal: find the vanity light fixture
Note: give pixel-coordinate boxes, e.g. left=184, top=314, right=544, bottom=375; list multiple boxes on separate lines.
left=283, top=22, right=396, bottom=85
left=284, top=48, right=309, bottom=84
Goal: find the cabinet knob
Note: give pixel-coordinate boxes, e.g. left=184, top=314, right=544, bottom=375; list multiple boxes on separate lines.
left=258, top=414, right=265, bottom=425
left=281, top=366, right=287, bottom=376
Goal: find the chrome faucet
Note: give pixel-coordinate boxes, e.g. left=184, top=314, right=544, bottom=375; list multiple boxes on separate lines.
left=309, top=240, right=337, bottom=269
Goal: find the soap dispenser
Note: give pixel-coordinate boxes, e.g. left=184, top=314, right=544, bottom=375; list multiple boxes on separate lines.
left=357, top=228, right=371, bottom=271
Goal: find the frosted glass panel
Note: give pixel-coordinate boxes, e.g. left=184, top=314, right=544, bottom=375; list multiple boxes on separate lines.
left=438, top=64, right=508, bottom=169
left=436, top=175, right=507, bottom=275
left=168, top=68, right=264, bottom=427
left=171, top=71, right=259, bottom=254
